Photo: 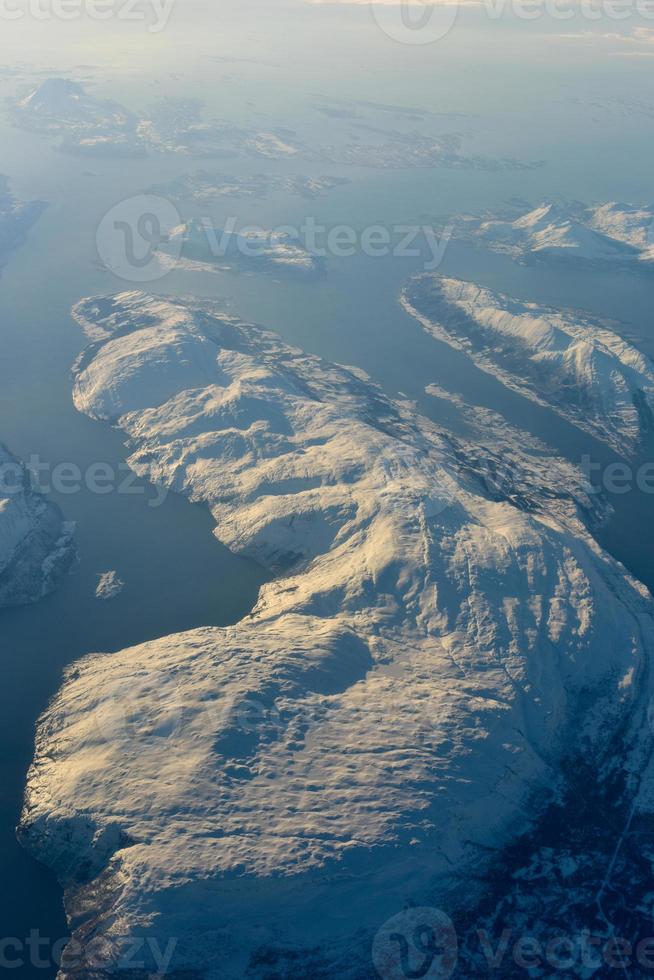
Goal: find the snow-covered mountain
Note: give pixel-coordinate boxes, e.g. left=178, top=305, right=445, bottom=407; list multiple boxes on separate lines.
left=20, top=292, right=654, bottom=978
left=9, top=78, right=145, bottom=158
left=585, top=201, right=654, bottom=259
left=0, top=444, right=74, bottom=607
left=16, top=78, right=86, bottom=117
left=402, top=274, right=654, bottom=455
left=462, top=201, right=654, bottom=268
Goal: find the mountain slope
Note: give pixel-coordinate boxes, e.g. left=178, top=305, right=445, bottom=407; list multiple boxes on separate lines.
left=20, top=292, right=654, bottom=978
left=463, top=200, right=654, bottom=268
left=0, top=175, right=46, bottom=276
left=402, top=274, right=654, bottom=455
left=0, top=444, right=74, bottom=606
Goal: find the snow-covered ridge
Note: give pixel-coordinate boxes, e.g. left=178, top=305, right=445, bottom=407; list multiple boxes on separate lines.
left=20, top=292, right=654, bottom=977
left=0, top=443, right=75, bottom=607
left=402, top=274, right=654, bottom=455
left=458, top=201, right=654, bottom=268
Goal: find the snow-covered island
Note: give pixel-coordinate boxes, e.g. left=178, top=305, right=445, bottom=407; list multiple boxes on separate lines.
left=0, top=443, right=75, bottom=607
left=19, top=292, right=654, bottom=978
left=402, top=274, right=654, bottom=456
left=457, top=201, right=654, bottom=268
left=139, top=97, right=308, bottom=159
left=163, top=218, right=323, bottom=278
left=8, top=82, right=309, bottom=162
left=149, top=170, right=350, bottom=203
left=95, top=570, right=124, bottom=601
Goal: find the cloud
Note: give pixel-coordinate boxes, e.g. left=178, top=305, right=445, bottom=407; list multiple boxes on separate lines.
left=556, top=25, right=654, bottom=52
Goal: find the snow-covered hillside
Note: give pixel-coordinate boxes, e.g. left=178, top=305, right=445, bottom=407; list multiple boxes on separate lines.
left=460, top=201, right=654, bottom=268
left=402, top=274, right=654, bottom=455
left=0, top=444, right=74, bottom=607
left=19, top=291, right=654, bottom=978
left=0, top=175, right=45, bottom=276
